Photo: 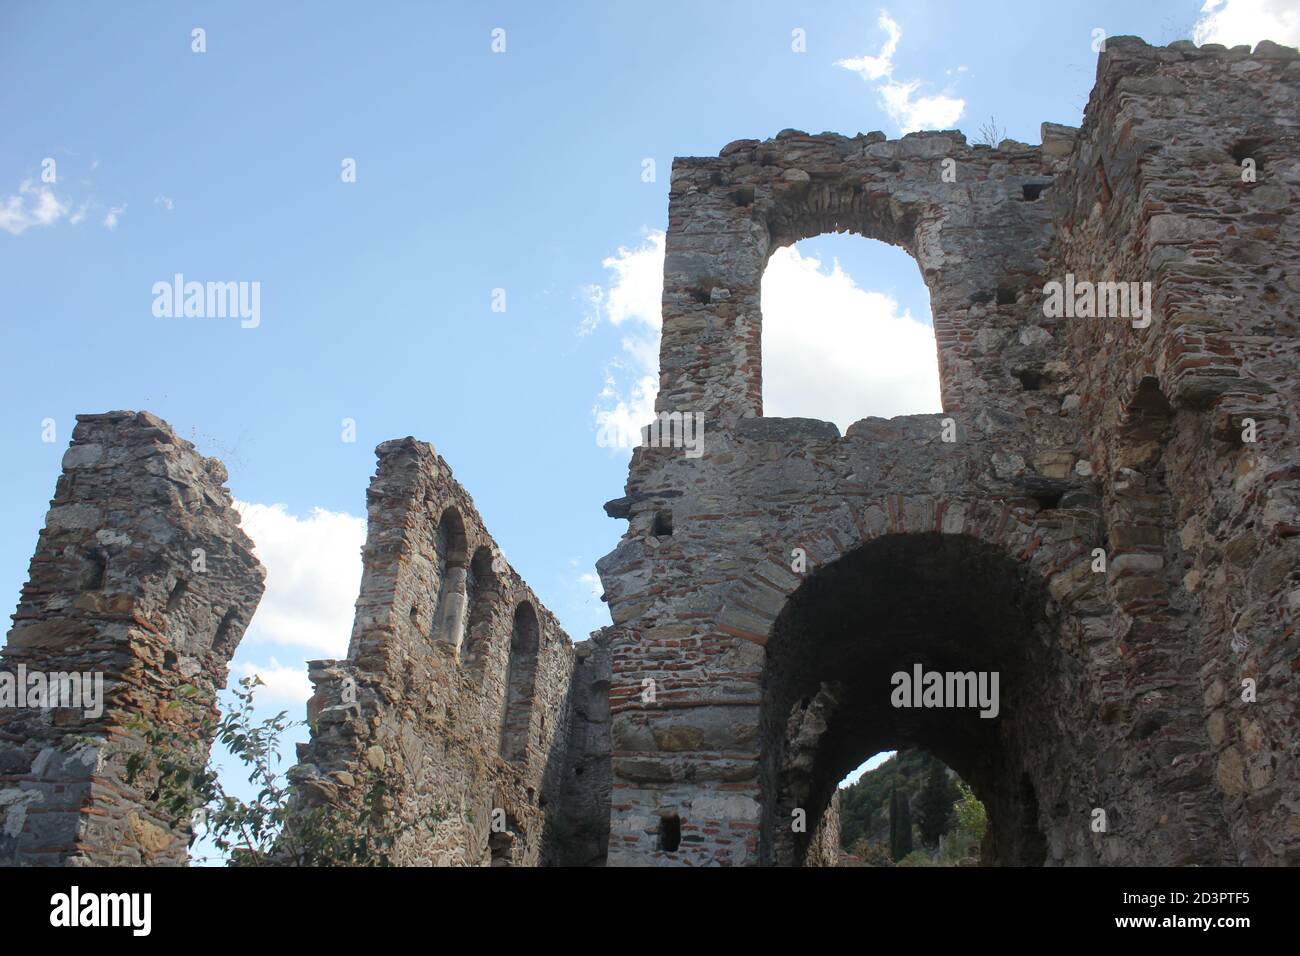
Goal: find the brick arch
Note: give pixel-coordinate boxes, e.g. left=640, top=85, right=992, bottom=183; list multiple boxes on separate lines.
left=719, top=496, right=1095, bottom=647
left=753, top=527, right=1080, bottom=866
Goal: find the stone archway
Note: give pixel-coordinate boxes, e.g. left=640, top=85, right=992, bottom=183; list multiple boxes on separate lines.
left=598, top=99, right=1271, bottom=865
left=759, top=532, right=1070, bottom=866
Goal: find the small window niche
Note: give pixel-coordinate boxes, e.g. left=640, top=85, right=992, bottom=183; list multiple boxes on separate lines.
left=658, top=812, right=682, bottom=852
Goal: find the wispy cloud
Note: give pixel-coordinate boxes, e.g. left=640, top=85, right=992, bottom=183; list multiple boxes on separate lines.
left=154, top=194, right=175, bottom=211
left=0, top=180, right=71, bottom=236
left=1193, top=0, right=1300, bottom=47
left=836, top=11, right=965, bottom=134
left=1, top=168, right=135, bottom=236
left=578, top=571, right=603, bottom=601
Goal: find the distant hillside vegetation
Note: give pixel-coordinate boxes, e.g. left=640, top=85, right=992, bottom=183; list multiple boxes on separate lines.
left=839, top=749, right=985, bottom=866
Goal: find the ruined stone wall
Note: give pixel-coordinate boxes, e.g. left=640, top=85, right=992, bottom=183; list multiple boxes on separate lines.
left=2, top=37, right=1293, bottom=873
left=807, top=790, right=841, bottom=867
left=0, top=411, right=264, bottom=865
left=597, top=37, right=1296, bottom=866
left=598, top=126, right=1104, bottom=866
left=1054, top=37, right=1300, bottom=864
left=288, top=438, right=576, bottom=866
left=543, top=626, right=612, bottom=866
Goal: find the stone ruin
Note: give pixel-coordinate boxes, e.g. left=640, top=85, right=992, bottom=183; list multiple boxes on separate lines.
left=284, top=437, right=609, bottom=866
left=0, top=412, right=264, bottom=865
left=1, top=36, right=1297, bottom=866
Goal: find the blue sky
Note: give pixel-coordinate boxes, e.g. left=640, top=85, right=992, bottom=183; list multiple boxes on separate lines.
left=2, top=0, right=1293, bottom=856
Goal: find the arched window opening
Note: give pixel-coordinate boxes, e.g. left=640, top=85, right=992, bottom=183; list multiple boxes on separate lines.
left=759, top=233, right=941, bottom=432
left=500, top=602, right=540, bottom=763
left=461, top=546, right=498, bottom=665
left=432, top=508, right=469, bottom=651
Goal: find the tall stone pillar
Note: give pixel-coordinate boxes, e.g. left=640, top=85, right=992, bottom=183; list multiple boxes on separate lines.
left=0, top=411, right=264, bottom=866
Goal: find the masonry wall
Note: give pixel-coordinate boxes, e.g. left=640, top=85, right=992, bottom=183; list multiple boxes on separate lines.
left=0, top=411, right=264, bottom=866
left=544, top=626, right=612, bottom=866
left=598, top=126, right=1111, bottom=866
left=596, top=37, right=1296, bottom=866
left=1054, top=37, right=1300, bottom=864
left=288, top=438, right=577, bottom=865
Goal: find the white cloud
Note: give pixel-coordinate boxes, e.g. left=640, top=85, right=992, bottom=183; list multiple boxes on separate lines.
left=154, top=194, right=175, bottom=211
left=761, top=247, right=941, bottom=430
left=0, top=173, right=134, bottom=236
left=0, top=180, right=71, bottom=236
left=233, top=501, right=366, bottom=656
left=837, top=11, right=901, bottom=81
left=587, top=232, right=665, bottom=332
left=234, top=657, right=312, bottom=706
left=586, top=232, right=666, bottom=453
left=1193, top=0, right=1300, bottom=47
left=836, top=11, right=966, bottom=134
left=585, top=230, right=942, bottom=440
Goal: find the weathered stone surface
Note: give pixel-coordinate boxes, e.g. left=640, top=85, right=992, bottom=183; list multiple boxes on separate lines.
left=283, top=438, right=588, bottom=866
left=0, top=411, right=264, bottom=866
left=598, top=37, right=1298, bottom=867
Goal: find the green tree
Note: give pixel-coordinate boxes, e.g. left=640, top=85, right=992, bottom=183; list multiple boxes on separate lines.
left=916, top=758, right=958, bottom=847
left=889, top=784, right=913, bottom=861
left=838, top=749, right=929, bottom=849
left=119, top=676, right=442, bottom=865
left=941, top=780, right=988, bottom=864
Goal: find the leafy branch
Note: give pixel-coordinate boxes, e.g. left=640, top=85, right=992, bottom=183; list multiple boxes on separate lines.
left=118, top=676, right=442, bottom=866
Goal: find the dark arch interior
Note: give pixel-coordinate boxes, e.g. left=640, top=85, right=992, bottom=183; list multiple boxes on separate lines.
left=431, top=508, right=470, bottom=646
left=501, top=602, right=541, bottom=763
left=759, top=533, right=1069, bottom=866
left=462, top=546, right=499, bottom=666
left=435, top=508, right=468, bottom=569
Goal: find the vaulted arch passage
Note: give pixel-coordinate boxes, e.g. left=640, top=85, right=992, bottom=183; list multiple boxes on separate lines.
left=759, top=533, right=1076, bottom=866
